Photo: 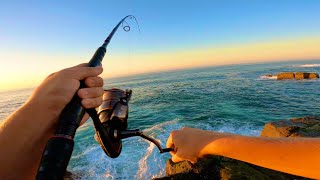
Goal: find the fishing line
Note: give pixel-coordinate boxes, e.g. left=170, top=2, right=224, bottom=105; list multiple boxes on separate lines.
left=116, top=15, right=141, bottom=76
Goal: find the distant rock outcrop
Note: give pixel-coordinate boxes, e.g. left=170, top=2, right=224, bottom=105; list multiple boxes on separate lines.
left=156, top=116, right=320, bottom=180
left=295, top=72, right=319, bottom=80
left=275, top=72, right=319, bottom=80
left=277, top=72, right=295, bottom=80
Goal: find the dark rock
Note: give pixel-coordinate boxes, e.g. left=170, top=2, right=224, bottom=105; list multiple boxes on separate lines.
left=260, top=116, right=320, bottom=138
left=156, top=156, right=309, bottom=180
left=295, top=72, right=319, bottom=80
left=277, top=72, right=295, bottom=80
left=63, top=171, right=81, bottom=180
left=267, top=72, right=319, bottom=80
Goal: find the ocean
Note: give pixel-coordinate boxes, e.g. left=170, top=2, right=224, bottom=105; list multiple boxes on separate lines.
left=1, top=60, right=320, bottom=179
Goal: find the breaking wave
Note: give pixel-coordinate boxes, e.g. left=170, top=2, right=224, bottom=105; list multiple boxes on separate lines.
left=259, top=75, right=277, bottom=80
left=295, top=64, right=320, bottom=68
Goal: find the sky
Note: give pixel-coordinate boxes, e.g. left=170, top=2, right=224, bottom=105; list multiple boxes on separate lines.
left=0, top=0, right=320, bottom=91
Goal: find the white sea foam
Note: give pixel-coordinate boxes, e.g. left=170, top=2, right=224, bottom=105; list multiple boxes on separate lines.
left=135, top=119, right=181, bottom=179
left=136, top=142, right=155, bottom=179
left=296, top=64, right=320, bottom=67
left=216, top=124, right=262, bottom=136
left=258, top=75, right=277, bottom=80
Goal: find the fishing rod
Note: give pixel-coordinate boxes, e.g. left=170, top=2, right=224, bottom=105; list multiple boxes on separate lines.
left=36, top=15, right=172, bottom=180
left=36, top=15, right=134, bottom=179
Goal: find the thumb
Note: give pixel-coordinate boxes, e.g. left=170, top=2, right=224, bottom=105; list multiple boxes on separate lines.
left=171, top=154, right=184, bottom=163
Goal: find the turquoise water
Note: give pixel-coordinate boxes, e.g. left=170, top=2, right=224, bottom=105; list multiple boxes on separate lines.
left=1, top=61, right=320, bottom=179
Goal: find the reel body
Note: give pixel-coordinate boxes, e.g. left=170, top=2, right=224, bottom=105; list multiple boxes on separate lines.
left=94, top=88, right=131, bottom=158
left=93, top=89, right=172, bottom=158
left=98, top=88, right=131, bottom=130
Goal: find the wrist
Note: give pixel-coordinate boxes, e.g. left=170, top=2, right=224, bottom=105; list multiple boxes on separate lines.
left=199, top=133, right=237, bottom=157
left=26, top=94, right=63, bottom=121
left=23, top=99, right=60, bottom=132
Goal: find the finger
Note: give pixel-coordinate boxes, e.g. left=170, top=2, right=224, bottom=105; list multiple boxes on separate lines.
left=81, top=97, right=103, bottom=109
left=167, top=132, right=178, bottom=156
left=84, top=76, right=104, bottom=87
left=69, top=66, right=103, bottom=80
left=78, top=87, right=104, bottom=99
left=166, top=133, right=174, bottom=148
left=171, top=155, right=184, bottom=163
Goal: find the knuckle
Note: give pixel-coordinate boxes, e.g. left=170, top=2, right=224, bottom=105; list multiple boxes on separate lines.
left=82, top=99, right=91, bottom=108
left=86, top=77, right=101, bottom=87
left=78, top=89, right=88, bottom=97
left=97, top=76, right=104, bottom=85
left=57, top=69, right=72, bottom=79
left=85, top=78, right=93, bottom=86
left=96, top=97, right=103, bottom=106
left=98, top=87, right=104, bottom=95
left=171, top=130, right=178, bottom=137
left=77, top=90, right=83, bottom=97
left=84, top=67, right=92, bottom=75
left=92, top=66, right=101, bottom=74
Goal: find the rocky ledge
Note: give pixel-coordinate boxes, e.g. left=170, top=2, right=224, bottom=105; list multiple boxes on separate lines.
left=156, top=116, right=320, bottom=180
left=267, top=72, right=319, bottom=80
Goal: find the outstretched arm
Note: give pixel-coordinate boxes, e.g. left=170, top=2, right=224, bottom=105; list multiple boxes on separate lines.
left=0, top=64, right=104, bottom=179
left=167, top=127, right=320, bottom=179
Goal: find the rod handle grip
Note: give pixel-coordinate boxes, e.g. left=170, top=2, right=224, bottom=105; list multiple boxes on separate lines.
left=36, top=137, right=74, bottom=180
left=54, top=46, right=106, bottom=137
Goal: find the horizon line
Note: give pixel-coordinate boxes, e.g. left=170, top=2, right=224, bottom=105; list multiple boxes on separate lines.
left=102, top=58, right=320, bottom=80
left=2, top=58, right=319, bottom=93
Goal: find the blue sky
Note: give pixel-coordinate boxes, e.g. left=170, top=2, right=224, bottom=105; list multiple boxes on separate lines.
left=0, top=0, right=320, bottom=90
left=1, top=0, right=320, bottom=54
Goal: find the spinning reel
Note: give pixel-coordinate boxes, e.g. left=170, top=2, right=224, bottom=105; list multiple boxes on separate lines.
left=93, top=88, right=172, bottom=158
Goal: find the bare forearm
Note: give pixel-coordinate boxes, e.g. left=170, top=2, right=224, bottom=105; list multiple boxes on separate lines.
left=0, top=101, right=57, bottom=179
left=203, top=134, right=320, bottom=179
